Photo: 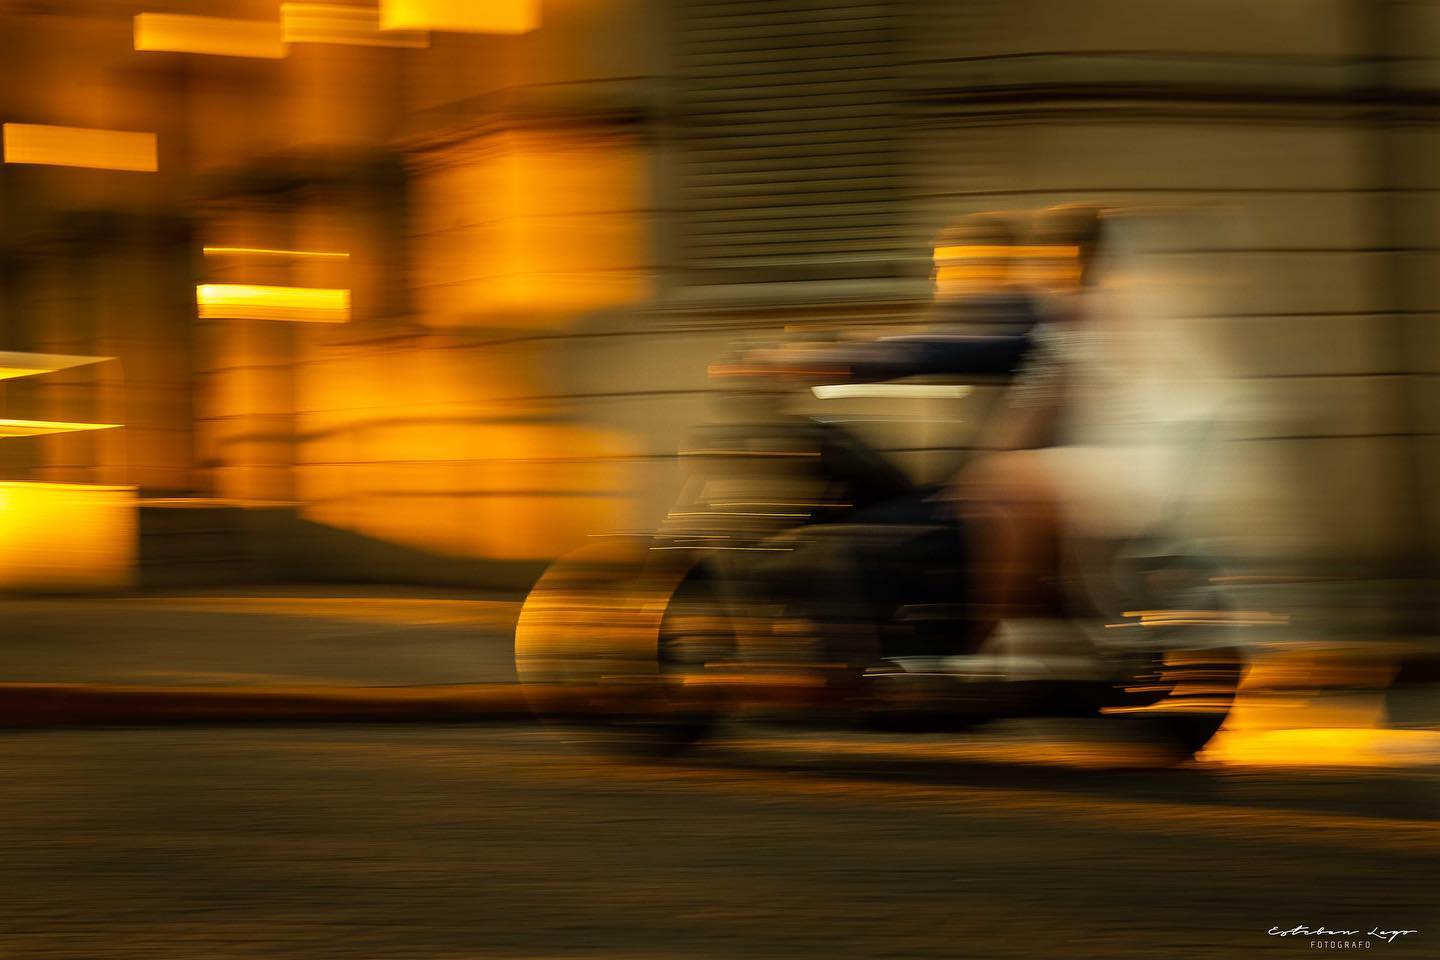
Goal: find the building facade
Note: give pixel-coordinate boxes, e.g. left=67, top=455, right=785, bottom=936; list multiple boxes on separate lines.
left=0, top=0, right=1433, bottom=625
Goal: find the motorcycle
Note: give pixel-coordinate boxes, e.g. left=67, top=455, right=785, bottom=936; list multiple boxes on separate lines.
left=514, top=334, right=1248, bottom=762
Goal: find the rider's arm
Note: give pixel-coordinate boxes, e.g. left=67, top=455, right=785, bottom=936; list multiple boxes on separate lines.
left=970, top=334, right=1068, bottom=452
left=845, top=333, right=1033, bottom=383
left=773, top=332, right=1032, bottom=384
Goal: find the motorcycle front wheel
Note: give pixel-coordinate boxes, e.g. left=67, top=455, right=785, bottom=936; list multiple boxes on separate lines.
left=514, top=537, right=735, bottom=757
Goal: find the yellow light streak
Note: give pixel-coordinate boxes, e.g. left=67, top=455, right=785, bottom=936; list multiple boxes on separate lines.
left=282, top=3, right=430, bottom=47
left=1205, top=728, right=1440, bottom=768
left=0, top=351, right=113, bottom=382
left=681, top=674, right=825, bottom=688
left=935, top=265, right=1004, bottom=280
left=1101, top=700, right=1235, bottom=715
left=1123, top=609, right=1289, bottom=622
left=202, top=246, right=350, bottom=260
left=935, top=262, right=1082, bottom=295
left=0, top=419, right=122, bottom=438
left=933, top=244, right=1080, bottom=261
left=2, top=124, right=157, bottom=173
left=0, top=482, right=136, bottom=591
left=134, top=13, right=288, bottom=58
left=811, top=384, right=973, bottom=400
left=380, top=0, right=539, bottom=34
left=196, top=284, right=351, bottom=323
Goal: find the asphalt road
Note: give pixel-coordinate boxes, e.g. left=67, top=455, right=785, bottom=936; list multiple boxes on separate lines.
left=0, top=723, right=1434, bottom=960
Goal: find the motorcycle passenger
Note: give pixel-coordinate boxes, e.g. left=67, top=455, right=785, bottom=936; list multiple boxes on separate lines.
left=951, top=204, right=1108, bottom=644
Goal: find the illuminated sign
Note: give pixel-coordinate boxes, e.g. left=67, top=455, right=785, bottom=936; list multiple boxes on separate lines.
left=202, top=246, right=350, bottom=260
left=0, top=419, right=122, bottom=438
left=282, top=3, right=429, bottom=47
left=0, top=352, right=114, bottom=382
left=134, top=13, right=288, bottom=59
left=380, top=0, right=539, bottom=34
left=932, top=244, right=1079, bottom=262
left=2, top=124, right=157, bottom=172
left=196, top=284, right=352, bottom=323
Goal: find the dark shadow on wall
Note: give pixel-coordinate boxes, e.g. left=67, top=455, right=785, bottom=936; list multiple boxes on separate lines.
left=139, top=503, right=546, bottom=592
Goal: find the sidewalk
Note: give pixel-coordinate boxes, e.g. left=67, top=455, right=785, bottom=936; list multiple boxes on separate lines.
left=0, top=586, right=533, bottom=726
left=1, top=586, right=1436, bottom=769
left=0, top=586, right=525, bottom=689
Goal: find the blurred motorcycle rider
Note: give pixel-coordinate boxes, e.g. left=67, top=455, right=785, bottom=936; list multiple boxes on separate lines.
left=768, top=212, right=1047, bottom=383
left=760, top=209, right=1102, bottom=662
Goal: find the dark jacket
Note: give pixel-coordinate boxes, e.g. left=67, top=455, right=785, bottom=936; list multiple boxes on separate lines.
left=827, top=292, right=1045, bottom=383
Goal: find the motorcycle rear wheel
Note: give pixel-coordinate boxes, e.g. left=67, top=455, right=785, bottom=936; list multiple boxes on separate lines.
left=1102, top=547, right=1248, bottom=760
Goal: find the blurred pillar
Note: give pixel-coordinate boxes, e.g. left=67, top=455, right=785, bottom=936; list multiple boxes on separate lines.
left=1356, top=0, right=1440, bottom=632
left=196, top=200, right=301, bottom=503
left=672, top=0, right=910, bottom=293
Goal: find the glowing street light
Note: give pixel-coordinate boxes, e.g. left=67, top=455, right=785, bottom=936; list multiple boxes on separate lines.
left=380, top=0, right=539, bottom=34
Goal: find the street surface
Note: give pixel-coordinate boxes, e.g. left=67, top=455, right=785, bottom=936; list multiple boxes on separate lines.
left=0, top=725, right=1434, bottom=960
left=0, top=589, right=1434, bottom=958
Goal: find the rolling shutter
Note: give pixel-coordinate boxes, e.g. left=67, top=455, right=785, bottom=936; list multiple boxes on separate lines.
left=676, top=0, right=905, bottom=287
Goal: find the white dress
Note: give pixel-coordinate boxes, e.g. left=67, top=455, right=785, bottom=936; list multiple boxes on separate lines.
left=1029, top=282, right=1224, bottom=545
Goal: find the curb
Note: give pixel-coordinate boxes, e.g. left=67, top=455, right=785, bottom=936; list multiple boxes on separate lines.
left=0, top=682, right=550, bottom=727
left=3, top=683, right=1435, bottom=771
left=0, top=677, right=827, bottom=729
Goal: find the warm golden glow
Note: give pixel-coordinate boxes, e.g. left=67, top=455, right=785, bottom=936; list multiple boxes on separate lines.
left=1119, top=609, right=1289, bottom=624
left=2, top=123, right=158, bottom=173
left=202, top=246, right=350, bottom=260
left=0, top=419, right=122, bottom=438
left=0, top=483, right=136, bottom=592
left=1017, top=262, right=1084, bottom=286
left=934, top=263, right=1082, bottom=298
left=0, top=351, right=113, bottom=382
left=282, top=3, right=430, bottom=47
left=134, top=13, right=288, bottom=59
left=933, top=243, right=1083, bottom=296
left=1204, top=728, right=1440, bottom=767
left=196, top=284, right=351, bottom=323
left=933, top=244, right=1080, bottom=262
left=296, top=390, right=638, bottom=561
left=415, top=131, right=651, bottom=324
left=935, top=265, right=1010, bottom=282
left=381, top=0, right=540, bottom=34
